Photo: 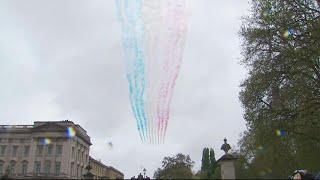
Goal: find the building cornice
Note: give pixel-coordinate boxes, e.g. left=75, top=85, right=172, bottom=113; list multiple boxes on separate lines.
left=0, top=121, right=92, bottom=145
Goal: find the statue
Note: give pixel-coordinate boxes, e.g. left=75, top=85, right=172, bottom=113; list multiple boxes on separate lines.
left=137, top=173, right=143, bottom=180
left=218, top=138, right=236, bottom=179
left=220, top=138, right=231, bottom=154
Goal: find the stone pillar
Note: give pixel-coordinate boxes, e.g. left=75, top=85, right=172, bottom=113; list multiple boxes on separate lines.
left=218, top=154, right=237, bottom=179
left=218, top=138, right=237, bottom=179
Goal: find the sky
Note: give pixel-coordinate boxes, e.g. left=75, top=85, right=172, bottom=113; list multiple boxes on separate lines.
left=0, top=0, right=250, bottom=178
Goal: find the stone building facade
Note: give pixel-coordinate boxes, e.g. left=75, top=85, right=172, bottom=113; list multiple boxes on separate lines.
left=0, top=120, right=91, bottom=179
left=105, top=166, right=124, bottom=179
left=89, top=156, right=106, bottom=179
left=89, top=156, right=124, bottom=179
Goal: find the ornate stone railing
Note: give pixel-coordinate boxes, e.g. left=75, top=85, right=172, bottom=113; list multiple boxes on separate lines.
left=0, top=125, right=33, bottom=129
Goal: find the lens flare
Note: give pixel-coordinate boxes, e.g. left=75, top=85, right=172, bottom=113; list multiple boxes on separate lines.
left=276, top=129, right=286, bottom=137
left=66, top=127, right=76, bottom=138
left=40, top=138, right=51, bottom=145
left=259, top=171, right=266, bottom=176
left=262, top=11, right=268, bottom=17
left=262, top=8, right=272, bottom=17
left=45, top=138, right=51, bottom=144
left=266, top=168, right=272, bottom=173
left=283, top=28, right=294, bottom=38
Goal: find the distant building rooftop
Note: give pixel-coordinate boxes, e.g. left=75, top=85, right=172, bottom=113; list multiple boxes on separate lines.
left=0, top=120, right=92, bottom=145
left=89, top=156, right=124, bottom=177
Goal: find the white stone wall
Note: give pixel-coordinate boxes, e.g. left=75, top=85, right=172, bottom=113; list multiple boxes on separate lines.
left=0, top=133, right=32, bottom=177
left=220, top=161, right=236, bottom=179
left=0, top=121, right=91, bottom=179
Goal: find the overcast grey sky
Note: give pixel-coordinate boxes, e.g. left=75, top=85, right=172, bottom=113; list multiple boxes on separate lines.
left=0, top=0, right=250, bottom=178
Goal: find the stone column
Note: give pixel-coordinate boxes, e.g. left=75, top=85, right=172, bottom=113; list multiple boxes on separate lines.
left=217, top=138, right=237, bottom=179
left=217, top=154, right=237, bottom=179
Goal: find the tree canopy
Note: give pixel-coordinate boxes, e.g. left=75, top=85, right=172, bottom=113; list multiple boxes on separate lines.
left=153, top=153, right=194, bottom=179
left=239, top=0, right=320, bottom=178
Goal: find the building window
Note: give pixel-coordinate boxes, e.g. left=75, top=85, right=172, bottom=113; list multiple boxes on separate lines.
left=9, top=161, right=16, bottom=176
left=55, top=162, right=61, bottom=176
left=72, top=147, right=75, bottom=159
left=0, top=145, right=6, bottom=156
left=24, top=146, right=30, bottom=157
left=0, top=161, right=4, bottom=176
left=76, top=166, right=79, bottom=178
left=34, top=161, right=41, bottom=175
left=70, top=163, right=74, bottom=176
left=22, top=161, right=28, bottom=176
left=81, top=152, right=84, bottom=162
left=56, top=145, right=62, bottom=156
left=44, top=161, right=51, bottom=176
left=12, top=145, right=18, bottom=157
left=47, top=145, right=53, bottom=155
left=77, top=150, right=80, bottom=161
left=36, top=145, right=43, bottom=156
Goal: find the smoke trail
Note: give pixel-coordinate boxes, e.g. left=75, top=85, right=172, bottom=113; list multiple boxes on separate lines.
left=116, top=0, right=188, bottom=143
left=115, top=0, right=148, bottom=141
left=157, top=0, right=188, bottom=143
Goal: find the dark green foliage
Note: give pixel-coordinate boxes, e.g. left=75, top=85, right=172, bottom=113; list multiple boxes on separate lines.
left=153, top=153, right=194, bottom=179
left=200, top=148, right=218, bottom=179
left=209, top=148, right=217, bottom=179
left=213, top=166, right=221, bottom=180
left=192, top=170, right=202, bottom=179
left=201, top=148, right=210, bottom=172
left=239, top=0, right=320, bottom=178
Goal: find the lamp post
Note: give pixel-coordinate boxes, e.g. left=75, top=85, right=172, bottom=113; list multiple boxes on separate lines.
left=143, top=168, right=146, bottom=178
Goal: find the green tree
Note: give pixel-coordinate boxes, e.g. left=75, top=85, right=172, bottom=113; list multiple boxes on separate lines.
left=200, top=148, right=218, bottom=179
left=209, top=148, right=217, bottom=177
left=201, top=148, right=210, bottom=172
left=213, top=166, right=221, bottom=180
left=230, top=149, right=253, bottom=179
left=239, top=0, right=320, bottom=178
left=192, top=170, right=202, bottom=179
left=200, top=147, right=210, bottom=179
left=153, top=153, right=195, bottom=179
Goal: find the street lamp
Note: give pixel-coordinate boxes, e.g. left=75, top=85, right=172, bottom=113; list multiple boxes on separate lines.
left=143, top=168, right=146, bottom=178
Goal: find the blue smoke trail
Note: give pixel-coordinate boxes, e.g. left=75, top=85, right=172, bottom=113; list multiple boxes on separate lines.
left=115, top=0, right=148, bottom=142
